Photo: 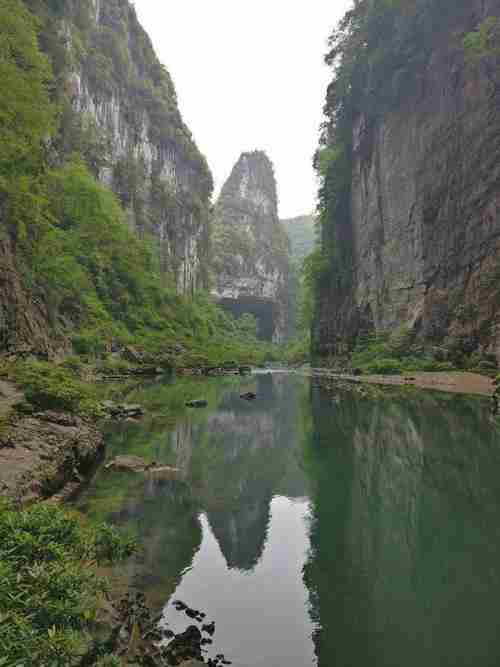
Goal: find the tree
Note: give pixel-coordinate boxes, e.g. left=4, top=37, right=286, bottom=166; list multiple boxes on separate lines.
left=0, top=0, right=55, bottom=178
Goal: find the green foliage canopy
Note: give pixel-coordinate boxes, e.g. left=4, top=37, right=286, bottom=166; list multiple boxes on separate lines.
left=0, top=0, right=55, bottom=178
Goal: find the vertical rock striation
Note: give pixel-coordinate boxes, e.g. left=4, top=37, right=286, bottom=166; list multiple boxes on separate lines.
left=38, top=0, right=213, bottom=293
left=212, top=151, right=290, bottom=341
left=314, top=0, right=500, bottom=362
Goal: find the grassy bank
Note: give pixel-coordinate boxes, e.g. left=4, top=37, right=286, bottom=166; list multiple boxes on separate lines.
left=0, top=501, right=134, bottom=666
left=348, top=327, right=498, bottom=377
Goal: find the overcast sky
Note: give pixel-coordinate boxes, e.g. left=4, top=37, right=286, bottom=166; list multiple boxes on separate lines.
left=133, top=0, right=353, bottom=219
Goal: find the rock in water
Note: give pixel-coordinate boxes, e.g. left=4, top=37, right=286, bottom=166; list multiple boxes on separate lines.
left=212, top=151, right=290, bottom=343
left=105, top=456, right=179, bottom=476
left=186, top=399, right=208, bottom=408
left=240, top=392, right=257, bottom=401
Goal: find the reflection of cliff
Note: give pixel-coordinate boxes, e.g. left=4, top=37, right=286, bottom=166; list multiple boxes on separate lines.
left=110, top=477, right=202, bottom=611
left=305, top=387, right=500, bottom=667
left=80, top=373, right=310, bottom=607
left=193, top=374, right=308, bottom=571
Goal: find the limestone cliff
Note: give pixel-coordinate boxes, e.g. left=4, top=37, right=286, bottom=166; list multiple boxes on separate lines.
left=212, top=151, right=290, bottom=341
left=314, top=0, right=500, bottom=362
left=34, top=0, right=213, bottom=293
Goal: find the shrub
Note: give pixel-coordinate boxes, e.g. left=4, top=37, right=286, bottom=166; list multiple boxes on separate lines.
left=5, top=360, right=103, bottom=418
left=0, top=501, right=135, bottom=666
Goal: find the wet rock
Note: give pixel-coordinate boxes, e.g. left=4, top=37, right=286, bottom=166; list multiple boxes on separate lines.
left=0, top=409, right=103, bottom=503
left=202, top=622, right=215, bottom=636
left=121, top=345, right=145, bottom=364
left=173, top=600, right=188, bottom=611
left=102, top=401, right=145, bottom=419
left=105, top=456, right=178, bottom=476
left=240, top=392, right=257, bottom=401
left=186, top=399, right=208, bottom=408
left=130, top=365, right=165, bottom=376
left=163, top=625, right=203, bottom=665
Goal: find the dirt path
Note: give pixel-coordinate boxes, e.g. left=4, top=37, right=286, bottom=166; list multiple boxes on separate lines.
left=312, top=370, right=495, bottom=397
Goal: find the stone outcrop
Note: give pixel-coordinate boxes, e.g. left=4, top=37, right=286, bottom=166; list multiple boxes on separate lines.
left=314, top=0, right=500, bottom=362
left=0, top=232, right=58, bottom=355
left=212, top=151, right=290, bottom=341
left=0, top=405, right=104, bottom=503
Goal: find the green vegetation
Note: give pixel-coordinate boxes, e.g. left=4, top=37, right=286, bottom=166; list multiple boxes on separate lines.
left=0, top=359, right=104, bottom=417
left=351, top=330, right=453, bottom=376
left=281, top=215, right=316, bottom=266
left=464, top=16, right=500, bottom=62
left=349, top=325, right=499, bottom=376
left=0, top=501, right=134, bottom=666
left=0, top=0, right=278, bottom=368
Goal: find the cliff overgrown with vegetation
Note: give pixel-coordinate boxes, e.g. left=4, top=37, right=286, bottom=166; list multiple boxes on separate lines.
left=0, top=0, right=279, bottom=366
left=311, top=0, right=500, bottom=371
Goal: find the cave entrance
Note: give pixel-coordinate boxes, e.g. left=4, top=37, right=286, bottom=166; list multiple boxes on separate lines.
left=218, top=297, right=276, bottom=341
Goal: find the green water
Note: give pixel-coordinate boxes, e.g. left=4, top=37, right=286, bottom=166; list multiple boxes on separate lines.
left=77, top=372, right=500, bottom=667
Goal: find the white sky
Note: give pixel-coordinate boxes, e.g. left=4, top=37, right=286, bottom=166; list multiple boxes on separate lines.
left=133, top=0, right=353, bottom=219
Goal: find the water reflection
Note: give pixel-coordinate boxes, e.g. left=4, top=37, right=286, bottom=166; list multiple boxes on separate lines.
left=78, top=373, right=310, bottom=614
left=77, top=374, right=500, bottom=667
left=305, top=385, right=500, bottom=667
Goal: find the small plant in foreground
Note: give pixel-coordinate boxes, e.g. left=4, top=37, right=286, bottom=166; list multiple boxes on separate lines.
left=0, top=501, right=135, bottom=666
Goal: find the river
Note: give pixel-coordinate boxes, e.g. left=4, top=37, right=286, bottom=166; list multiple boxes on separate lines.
left=76, top=371, right=500, bottom=667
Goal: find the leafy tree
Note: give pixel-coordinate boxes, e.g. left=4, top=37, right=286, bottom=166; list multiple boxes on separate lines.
left=0, top=0, right=55, bottom=178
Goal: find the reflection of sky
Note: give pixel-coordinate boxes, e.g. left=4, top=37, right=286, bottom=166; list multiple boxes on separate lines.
left=162, top=496, right=316, bottom=667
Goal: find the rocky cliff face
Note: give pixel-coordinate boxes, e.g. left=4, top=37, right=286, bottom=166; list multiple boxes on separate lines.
left=0, top=231, right=55, bottom=355
left=314, top=0, right=500, bottom=362
left=41, top=0, right=213, bottom=293
left=212, top=151, right=290, bottom=341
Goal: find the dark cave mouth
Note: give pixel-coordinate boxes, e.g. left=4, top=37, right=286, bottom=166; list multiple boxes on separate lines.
left=218, top=296, right=277, bottom=341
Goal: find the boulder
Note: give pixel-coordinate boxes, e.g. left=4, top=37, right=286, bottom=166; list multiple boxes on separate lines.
left=105, top=455, right=149, bottom=473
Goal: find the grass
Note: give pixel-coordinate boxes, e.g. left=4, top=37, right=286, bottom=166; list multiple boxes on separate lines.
left=0, top=359, right=104, bottom=418
left=0, top=500, right=134, bottom=666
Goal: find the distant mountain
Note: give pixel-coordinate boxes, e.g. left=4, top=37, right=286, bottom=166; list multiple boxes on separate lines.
left=281, top=215, right=316, bottom=266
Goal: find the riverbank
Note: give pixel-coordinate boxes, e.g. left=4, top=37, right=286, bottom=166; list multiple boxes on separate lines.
left=1, top=365, right=496, bottom=503
left=0, top=378, right=104, bottom=503
left=310, top=369, right=495, bottom=397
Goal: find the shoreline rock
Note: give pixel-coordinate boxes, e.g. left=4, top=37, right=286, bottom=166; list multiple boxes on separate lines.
left=104, top=455, right=179, bottom=477
left=0, top=407, right=104, bottom=504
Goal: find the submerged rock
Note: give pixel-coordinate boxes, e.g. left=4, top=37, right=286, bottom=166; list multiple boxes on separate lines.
left=186, top=399, right=208, bottom=408
left=105, top=456, right=179, bottom=476
left=240, top=392, right=257, bottom=401
left=102, top=401, right=145, bottom=419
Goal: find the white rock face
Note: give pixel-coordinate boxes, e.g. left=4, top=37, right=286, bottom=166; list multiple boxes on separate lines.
left=62, top=2, right=211, bottom=294
left=212, top=151, right=290, bottom=342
